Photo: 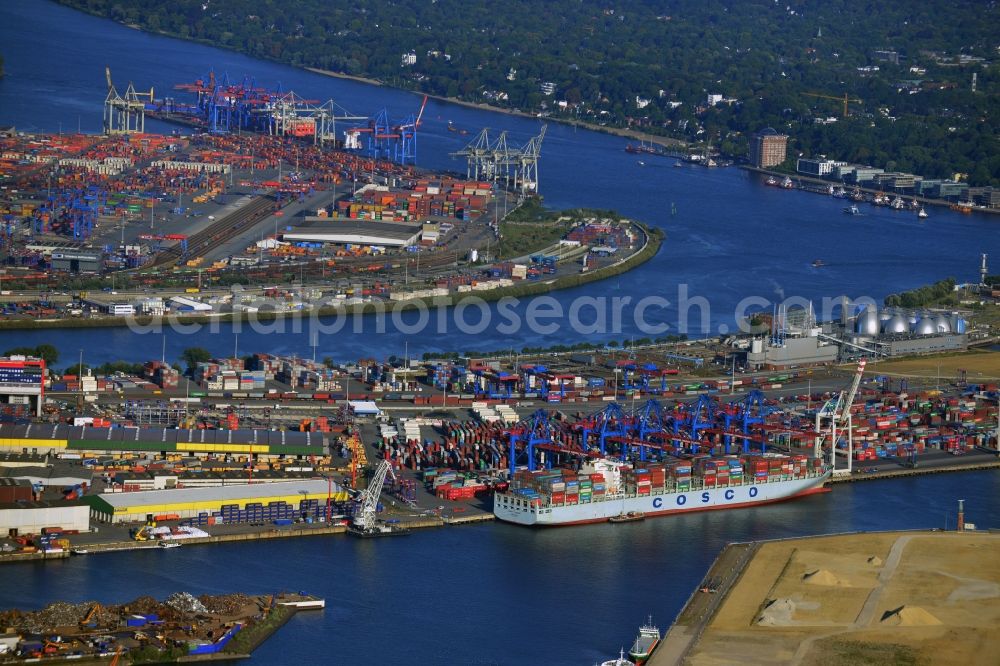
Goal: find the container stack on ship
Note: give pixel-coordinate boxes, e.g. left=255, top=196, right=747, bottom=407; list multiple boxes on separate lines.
left=494, top=453, right=829, bottom=526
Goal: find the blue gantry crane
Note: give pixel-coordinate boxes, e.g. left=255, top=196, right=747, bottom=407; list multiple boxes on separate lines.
left=507, top=409, right=556, bottom=475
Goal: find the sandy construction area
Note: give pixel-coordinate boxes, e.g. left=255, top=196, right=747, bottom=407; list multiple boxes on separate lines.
left=685, top=531, right=1000, bottom=666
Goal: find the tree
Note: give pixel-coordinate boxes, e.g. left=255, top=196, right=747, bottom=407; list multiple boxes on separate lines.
left=181, top=347, right=212, bottom=371
left=63, top=363, right=91, bottom=377
left=3, top=344, right=59, bottom=366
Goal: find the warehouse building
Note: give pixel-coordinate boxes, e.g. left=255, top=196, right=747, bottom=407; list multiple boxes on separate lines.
left=0, top=465, right=92, bottom=490
left=0, top=356, right=45, bottom=417
left=0, top=424, right=327, bottom=459
left=0, top=478, right=34, bottom=503
left=50, top=251, right=101, bottom=273
left=282, top=218, right=422, bottom=247
left=108, top=469, right=320, bottom=492
left=0, top=500, right=90, bottom=534
left=81, top=297, right=135, bottom=316
left=169, top=296, right=213, bottom=312
left=0, top=452, right=49, bottom=468
left=84, top=479, right=349, bottom=524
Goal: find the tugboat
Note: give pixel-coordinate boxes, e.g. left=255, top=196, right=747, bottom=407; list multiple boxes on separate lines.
left=781, top=176, right=794, bottom=189
left=843, top=204, right=862, bottom=216
left=609, top=511, right=646, bottom=524
left=628, top=618, right=662, bottom=666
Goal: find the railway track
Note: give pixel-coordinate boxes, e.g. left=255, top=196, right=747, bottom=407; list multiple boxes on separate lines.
left=146, top=194, right=277, bottom=269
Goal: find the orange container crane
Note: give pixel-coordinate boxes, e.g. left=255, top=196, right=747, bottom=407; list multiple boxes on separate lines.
left=347, top=432, right=367, bottom=488
left=802, top=92, right=862, bottom=118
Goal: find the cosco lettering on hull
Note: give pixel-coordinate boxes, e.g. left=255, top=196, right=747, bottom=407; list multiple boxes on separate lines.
left=652, top=486, right=760, bottom=509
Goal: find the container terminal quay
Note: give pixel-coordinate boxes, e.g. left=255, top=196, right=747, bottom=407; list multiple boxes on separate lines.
left=0, top=123, right=656, bottom=327
left=0, top=68, right=664, bottom=327
left=0, top=77, right=997, bottom=666
left=0, top=326, right=997, bottom=558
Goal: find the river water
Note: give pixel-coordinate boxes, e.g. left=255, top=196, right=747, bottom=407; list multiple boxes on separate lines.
left=0, top=3, right=999, bottom=664
left=0, top=472, right=997, bottom=665
left=1, top=1, right=999, bottom=364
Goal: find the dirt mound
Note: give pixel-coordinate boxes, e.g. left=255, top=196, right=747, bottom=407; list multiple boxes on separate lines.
left=803, top=569, right=841, bottom=586
left=880, top=605, right=942, bottom=627
left=867, top=556, right=883, bottom=566
left=756, top=598, right=796, bottom=626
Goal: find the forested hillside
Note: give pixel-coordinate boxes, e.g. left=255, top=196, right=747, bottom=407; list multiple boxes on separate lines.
left=59, top=0, right=999, bottom=184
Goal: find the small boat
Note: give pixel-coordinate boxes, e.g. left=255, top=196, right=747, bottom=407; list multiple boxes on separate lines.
left=843, top=204, right=862, bottom=216
left=629, top=618, right=662, bottom=666
left=609, top=511, right=646, bottom=523
left=812, top=259, right=825, bottom=267
left=637, top=160, right=645, bottom=166
left=158, top=541, right=181, bottom=549
left=917, top=207, right=929, bottom=219
left=625, top=141, right=665, bottom=156
left=70, top=548, right=89, bottom=556
left=765, top=176, right=778, bottom=186
left=781, top=176, right=794, bottom=189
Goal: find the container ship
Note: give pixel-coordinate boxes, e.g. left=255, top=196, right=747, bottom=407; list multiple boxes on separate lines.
left=493, top=453, right=830, bottom=526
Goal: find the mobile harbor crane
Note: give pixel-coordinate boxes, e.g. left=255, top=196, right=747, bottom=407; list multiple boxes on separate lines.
left=347, top=459, right=408, bottom=538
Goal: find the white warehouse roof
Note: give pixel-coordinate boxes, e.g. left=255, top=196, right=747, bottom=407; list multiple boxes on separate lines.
left=95, top=479, right=344, bottom=509
left=282, top=230, right=420, bottom=247
left=169, top=296, right=213, bottom=311
left=349, top=400, right=381, bottom=416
